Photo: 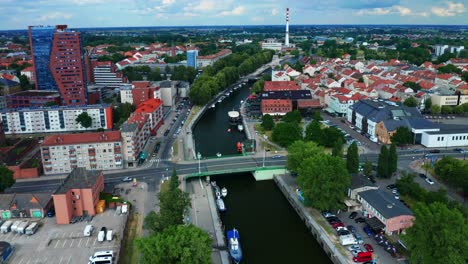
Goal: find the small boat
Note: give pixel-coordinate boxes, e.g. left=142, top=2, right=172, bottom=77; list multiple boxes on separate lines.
left=214, top=186, right=221, bottom=198
left=216, top=198, right=226, bottom=212
left=218, top=98, right=222, bottom=103
left=240, top=100, right=244, bottom=104
left=227, top=228, right=243, bottom=263
left=237, top=124, right=244, bottom=132
left=216, top=152, right=222, bottom=158
left=221, top=187, right=227, bottom=197
left=211, top=104, right=216, bottom=108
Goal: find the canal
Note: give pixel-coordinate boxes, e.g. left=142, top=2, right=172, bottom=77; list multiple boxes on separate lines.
left=191, top=82, right=333, bottom=263
left=192, top=84, right=249, bottom=157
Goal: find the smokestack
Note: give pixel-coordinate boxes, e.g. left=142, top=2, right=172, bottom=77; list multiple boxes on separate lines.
left=285, top=8, right=290, bottom=47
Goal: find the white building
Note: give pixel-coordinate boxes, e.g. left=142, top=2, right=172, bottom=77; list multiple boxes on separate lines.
left=120, top=86, right=133, bottom=104
left=261, top=38, right=283, bottom=52
left=159, top=81, right=176, bottom=107
left=272, top=71, right=290, bottom=81
left=92, top=61, right=125, bottom=87
left=0, top=105, right=113, bottom=135
left=421, top=128, right=468, bottom=148
left=121, top=121, right=150, bottom=168
left=197, top=49, right=232, bottom=68
left=40, top=131, right=123, bottom=175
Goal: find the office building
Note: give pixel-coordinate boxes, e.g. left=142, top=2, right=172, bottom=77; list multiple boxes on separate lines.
left=29, top=25, right=87, bottom=106
left=186, top=50, right=198, bottom=68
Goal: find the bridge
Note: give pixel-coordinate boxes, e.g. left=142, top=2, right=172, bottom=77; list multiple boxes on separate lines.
left=184, top=165, right=287, bottom=181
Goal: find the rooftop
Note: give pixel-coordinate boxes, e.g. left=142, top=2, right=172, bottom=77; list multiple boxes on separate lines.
left=264, top=81, right=300, bottom=91
left=54, top=168, right=103, bottom=194
left=134, top=98, right=163, bottom=113
left=359, top=189, right=413, bottom=219
left=8, top=90, right=60, bottom=97
left=42, top=131, right=121, bottom=146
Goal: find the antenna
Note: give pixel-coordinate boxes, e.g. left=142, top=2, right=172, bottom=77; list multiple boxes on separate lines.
left=285, top=8, right=290, bottom=47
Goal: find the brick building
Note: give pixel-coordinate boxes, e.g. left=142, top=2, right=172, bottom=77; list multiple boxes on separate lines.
left=52, top=168, right=104, bottom=224
left=6, top=90, right=60, bottom=108
left=261, top=99, right=293, bottom=116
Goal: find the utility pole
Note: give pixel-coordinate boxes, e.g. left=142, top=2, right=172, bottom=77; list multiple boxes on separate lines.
left=262, top=148, right=266, bottom=168
left=197, top=152, right=201, bottom=174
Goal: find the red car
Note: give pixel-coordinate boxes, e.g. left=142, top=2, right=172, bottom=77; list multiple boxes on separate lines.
left=364, top=243, right=374, bottom=252
left=332, top=222, right=344, bottom=229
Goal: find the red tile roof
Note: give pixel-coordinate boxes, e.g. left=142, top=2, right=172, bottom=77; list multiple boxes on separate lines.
left=297, top=99, right=321, bottom=108
left=42, top=131, right=121, bottom=146
left=134, top=98, right=163, bottom=113
left=264, top=81, right=300, bottom=91
left=198, top=49, right=232, bottom=60
left=437, top=74, right=454, bottom=80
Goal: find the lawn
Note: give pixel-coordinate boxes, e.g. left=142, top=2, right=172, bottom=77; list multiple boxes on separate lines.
left=119, top=212, right=141, bottom=264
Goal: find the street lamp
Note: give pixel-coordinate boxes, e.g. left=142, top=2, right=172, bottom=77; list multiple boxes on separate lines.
left=197, top=152, right=201, bottom=174
left=262, top=147, right=266, bottom=168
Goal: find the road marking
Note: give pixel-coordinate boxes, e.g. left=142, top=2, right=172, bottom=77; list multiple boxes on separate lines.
left=156, top=159, right=160, bottom=168
left=69, top=238, right=74, bottom=247
left=66, top=255, right=72, bottom=264
left=54, top=240, right=60, bottom=248
left=69, top=232, right=74, bottom=238
left=59, top=256, right=64, bottom=264
left=86, top=237, right=90, bottom=247
left=26, top=259, right=31, bottom=264
left=17, top=258, right=24, bottom=264
left=93, top=238, right=97, bottom=246
left=78, top=238, right=82, bottom=247
left=62, top=232, right=67, bottom=238
left=62, top=239, right=67, bottom=248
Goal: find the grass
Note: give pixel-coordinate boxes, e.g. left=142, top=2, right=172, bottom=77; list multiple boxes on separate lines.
left=260, top=140, right=281, bottom=152
left=185, top=105, right=201, bottom=126
left=172, top=140, right=179, bottom=158
left=119, top=212, right=141, bottom=264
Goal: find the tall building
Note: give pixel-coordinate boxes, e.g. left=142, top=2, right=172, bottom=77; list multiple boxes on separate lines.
left=186, top=50, right=198, bottom=68
left=285, top=8, right=290, bottom=47
left=29, top=25, right=87, bottom=106
left=90, top=60, right=125, bottom=87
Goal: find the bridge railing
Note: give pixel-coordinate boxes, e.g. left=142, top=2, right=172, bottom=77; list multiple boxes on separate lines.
left=184, top=165, right=285, bottom=179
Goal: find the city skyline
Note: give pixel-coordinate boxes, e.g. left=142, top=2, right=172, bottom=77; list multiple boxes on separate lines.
left=0, top=0, right=466, bottom=30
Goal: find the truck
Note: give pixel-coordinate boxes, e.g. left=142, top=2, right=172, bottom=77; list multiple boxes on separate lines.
left=106, top=230, right=113, bottom=241
left=17, top=221, right=30, bottom=234
left=84, top=225, right=94, bottom=237
left=97, top=230, right=105, bottom=242
left=353, top=251, right=373, bottom=262
left=339, top=234, right=358, bottom=246
left=25, top=222, right=39, bottom=235
left=11, top=220, right=21, bottom=233
left=1, top=221, right=13, bottom=233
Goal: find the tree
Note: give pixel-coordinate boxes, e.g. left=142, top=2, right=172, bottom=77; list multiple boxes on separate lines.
left=312, top=111, right=323, bottom=121
left=403, top=96, right=418, bottom=107
left=403, top=203, right=468, bottom=264
left=147, top=67, right=162, bottom=81
left=261, top=114, right=274, bottom=131
left=19, top=75, right=32, bottom=90
left=363, top=159, right=373, bottom=177
left=0, top=166, right=15, bottom=192
left=320, top=127, right=345, bottom=147
left=441, top=105, right=453, bottom=115
left=282, top=110, right=302, bottom=124
left=403, top=81, right=422, bottom=92
left=272, top=122, right=302, bottom=147
left=287, top=141, right=324, bottom=172
left=431, top=105, right=441, bottom=114
left=424, top=98, right=432, bottom=111
left=438, top=64, right=462, bottom=74
left=332, top=137, right=344, bottom=157
left=75, top=112, right=93, bottom=129
left=305, top=120, right=323, bottom=143
left=346, top=142, right=359, bottom=173
left=434, top=156, right=468, bottom=197
left=388, top=144, right=398, bottom=175
left=391, top=126, right=413, bottom=145
left=377, top=145, right=389, bottom=178
left=297, top=154, right=351, bottom=210
left=136, top=224, right=212, bottom=264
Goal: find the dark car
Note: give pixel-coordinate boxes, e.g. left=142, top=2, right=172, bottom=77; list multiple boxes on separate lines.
left=163, top=130, right=170, bottom=136
left=418, top=173, right=427, bottom=179
left=326, top=217, right=340, bottom=223
left=154, top=143, right=161, bottom=153
left=363, top=226, right=374, bottom=237
left=429, top=149, right=440, bottom=153
left=347, top=225, right=356, bottom=234
left=386, top=184, right=397, bottom=190
left=349, top=212, right=358, bottom=219
left=368, top=176, right=376, bottom=183
left=337, top=230, right=350, bottom=236
left=47, top=210, right=55, bottom=217
left=364, top=243, right=374, bottom=252
left=355, top=217, right=366, bottom=223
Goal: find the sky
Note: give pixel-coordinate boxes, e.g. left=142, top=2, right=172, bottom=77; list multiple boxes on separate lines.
left=0, top=0, right=466, bottom=30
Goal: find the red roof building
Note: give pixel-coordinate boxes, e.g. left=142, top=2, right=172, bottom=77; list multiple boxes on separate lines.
left=131, top=81, right=160, bottom=106
left=261, top=99, right=293, bottom=116
left=263, top=81, right=300, bottom=92
left=130, top=98, right=164, bottom=135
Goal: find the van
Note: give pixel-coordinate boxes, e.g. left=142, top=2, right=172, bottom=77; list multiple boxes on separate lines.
left=1, top=221, right=13, bottom=233
left=89, top=251, right=113, bottom=262
left=353, top=251, right=372, bottom=262
left=25, top=222, right=39, bottom=235
left=98, top=230, right=105, bottom=242
left=84, top=225, right=94, bottom=237
left=88, top=256, right=113, bottom=264
left=16, top=221, right=29, bottom=234
left=106, top=230, right=113, bottom=241
left=11, top=221, right=21, bottom=233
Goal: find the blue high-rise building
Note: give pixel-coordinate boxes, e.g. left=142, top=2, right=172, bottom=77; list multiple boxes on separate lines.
left=186, top=50, right=198, bottom=68
left=28, top=26, right=58, bottom=91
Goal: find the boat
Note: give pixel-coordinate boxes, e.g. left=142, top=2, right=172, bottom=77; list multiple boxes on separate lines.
left=221, top=187, right=227, bottom=197
left=211, top=104, right=216, bottom=108
left=214, top=185, right=221, bottom=198
left=240, top=100, right=244, bottom=104
left=218, top=98, right=222, bottom=103
left=227, top=228, right=243, bottom=263
left=216, top=198, right=226, bottom=212
left=237, top=124, right=244, bottom=132
left=216, top=152, right=222, bottom=158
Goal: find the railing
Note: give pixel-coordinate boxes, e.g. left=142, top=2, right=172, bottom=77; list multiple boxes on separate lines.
left=184, top=165, right=285, bottom=179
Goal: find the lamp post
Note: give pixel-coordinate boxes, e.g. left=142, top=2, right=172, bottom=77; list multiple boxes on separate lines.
left=197, top=152, right=201, bottom=174
left=262, top=147, right=266, bottom=168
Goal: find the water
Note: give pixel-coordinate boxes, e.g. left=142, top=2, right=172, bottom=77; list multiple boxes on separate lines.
left=213, top=173, right=333, bottom=264
left=193, top=84, right=249, bottom=157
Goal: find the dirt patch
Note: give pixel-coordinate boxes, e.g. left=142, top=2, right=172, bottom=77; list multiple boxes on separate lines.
left=119, top=212, right=141, bottom=264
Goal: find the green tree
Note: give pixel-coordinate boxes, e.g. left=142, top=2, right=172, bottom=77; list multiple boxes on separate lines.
left=377, top=145, right=389, bottom=178
left=312, top=111, right=323, bottom=121
left=305, top=120, right=323, bottom=143
left=287, top=141, right=324, bottom=172
left=332, top=137, right=344, bottom=157
left=320, top=127, right=345, bottom=147
left=403, top=81, right=422, bottom=92
left=282, top=110, right=302, bottom=124
left=346, top=142, right=359, bottom=173
left=75, top=112, right=93, bottom=129
left=403, top=202, right=468, bottom=264
left=388, top=144, right=398, bottom=175
left=438, top=64, right=462, bottom=74
left=453, top=105, right=464, bottom=114
left=0, top=166, right=15, bottom=192
left=441, top=105, right=453, bottom=115
left=19, top=75, right=32, bottom=90
left=363, top=159, right=373, bottom=177
left=424, top=98, right=432, bottom=111
left=462, top=71, right=468, bottom=83
left=391, top=126, right=413, bottom=145
left=272, top=122, right=302, bottom=147
left=261, top=114, right=274, bottom=131
left=147, top=67, right=162, bottom=81
left=297, top=154, right=351, bottom=210
left=136, top=224, right=212, bottom=264
left=431, top=105, right=441, bottom=114
left=403, top=96, right=418, bottom=107
left=434, top=156, right=468, bottom=197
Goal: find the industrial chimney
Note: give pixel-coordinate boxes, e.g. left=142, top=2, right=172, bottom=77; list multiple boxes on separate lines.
left=285, top=8, right=290, bottom=47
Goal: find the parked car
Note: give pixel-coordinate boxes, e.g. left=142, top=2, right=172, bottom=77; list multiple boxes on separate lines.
left=394, top=193, right=400, bottom=200
left=363, top=226, right=374, bottom=237
left=368, top=176, right=376, bottom=184
left=332, top=222, right=345, bottom=229
left=355, top=217, right=366, bottom=223
left=338, top=230, right=351, bottom=236
left=349, top=212, right=358, bottom=219
left=418, top=173, right=427, bottom=179
left=47, top=210, right=55, bottom=217
left=347, top=225, right=356, bottom=234
left=354, top=232, right=364, bottom=244
left=322, top=211, right=335, bottom=218
left=122, top=177, right=133, bottom=182
left=364, top=243, right=374, bottom=252
left=386, top=184, right=397, bottom=190
left=326, top=217, right=340, bottom=223
left=272, top=154, right=282, bottom=159
left=392, top=188, right=398, bottom=194
left=425, top=177, right=435, bottom=185
left=348, top=245, right=361, bottom=251
left=351, top=249, right=363, bottom=257
left=429, top=149, right=440, bottom=153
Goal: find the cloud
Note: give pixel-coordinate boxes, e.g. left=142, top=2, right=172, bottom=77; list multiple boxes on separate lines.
left=271, top=8, right=278, bottom=16
left=251, top=16, right=264, bottom=22
left=431, top=2, right=465, bottom=16
left=38, top=12, right=72, bottom=21
left=356, top=5, right=427, bottom=16
left=341, top=0, right=400, bottom=9
left=162, top=0, right=175, bottom=4
left=219, top=6, right=246, bottom=16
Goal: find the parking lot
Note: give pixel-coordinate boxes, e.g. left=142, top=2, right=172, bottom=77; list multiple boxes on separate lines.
left=3, top=209, right=127, bottom=264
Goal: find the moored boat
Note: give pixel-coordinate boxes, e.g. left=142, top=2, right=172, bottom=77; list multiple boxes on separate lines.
left=216, top=198, right=226, bottom=212
left=221, top=187, right=227, bottom=197
left=227, top=228, right=243, bottom=263
left=237, top=124, right=244, bottom=132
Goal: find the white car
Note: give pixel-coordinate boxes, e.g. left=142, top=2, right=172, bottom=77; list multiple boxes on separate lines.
left=425, top=178, right=434, bottom=185
left=351, top=249, right=363, bottom=257
left=122, top=177, right=133, bottom=182
left=348, top=245, right=361, bottom=251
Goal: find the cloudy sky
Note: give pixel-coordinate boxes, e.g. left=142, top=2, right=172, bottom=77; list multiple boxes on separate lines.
left=0, top=0, right=466, bottom=30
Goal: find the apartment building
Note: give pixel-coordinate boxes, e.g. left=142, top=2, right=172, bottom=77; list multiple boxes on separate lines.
left=431, top=94, right=468, bottom=107
left=197, top=49, right=232, bottom=68
left=90, top=60, right=125, bottom=87
left=40, top=131, right=122, bottom=175
left=121, top=120, right=150, bottom=168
